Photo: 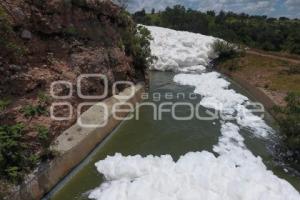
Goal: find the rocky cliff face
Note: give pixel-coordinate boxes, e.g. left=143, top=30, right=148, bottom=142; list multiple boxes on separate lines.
left=0, top=0, right=148, bottom=192
left=0, top=0, right=145, bottom=97
left=0, top=0, right=147, bottom=129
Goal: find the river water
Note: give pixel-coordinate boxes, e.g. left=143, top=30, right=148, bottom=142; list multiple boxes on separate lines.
left=48, top=71, right=300, bottom=200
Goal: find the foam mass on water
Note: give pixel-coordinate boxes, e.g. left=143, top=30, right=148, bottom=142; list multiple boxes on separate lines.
left=88, top=26, right=300, bottom=200
left=146, top=26, right=218, bottom=72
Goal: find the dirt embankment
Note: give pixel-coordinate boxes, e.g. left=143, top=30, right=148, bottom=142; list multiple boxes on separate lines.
left=0, top=0, right=146, bottom=143
left=218, top=52, right=300, bottom=108
left=0, top=0, right=147, bottom=195
left=247, top=50, right=300, bottom=65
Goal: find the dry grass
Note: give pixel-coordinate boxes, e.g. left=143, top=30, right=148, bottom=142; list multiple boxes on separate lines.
left=218, top=53, right=300, bottom=105
left=249, top=48, right=300, bottom=61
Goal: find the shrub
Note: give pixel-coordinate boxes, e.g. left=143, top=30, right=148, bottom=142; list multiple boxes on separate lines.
left=213, top=40, right=242, bottom=61
left=0, top=123, right=46, bottom=183
left=134, top=25, right=155, bottom=67
left=119, top=11, right=153, bottom=69
left=20, top=105, right=47, bottom=118
left=0, top=99, right=10, bottom=112
left=35, top=125, right=54, bottom=160
left=37, top=91, right=51, bottom=105
left=274, top=92, right=300, bottom=149
left=20, top=93, right=49, bottom=118
left=36, top=125, right=50, bottom=146
left=63, top=26, right=79, bottom=36
left=0, top=124, right=37, bottom=183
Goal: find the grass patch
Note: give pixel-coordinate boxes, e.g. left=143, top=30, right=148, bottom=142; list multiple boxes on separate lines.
left=0, top=124, right=37, bottom=183
left=37, top=91, right=51, bottom=105
left=62, top=26, right=79, bottom=37
left=0, top=99, right=11, bottom=112
left=270, top=74, right=300, bottom=93
left=0, top=122, right=52, bottom=184
left=36, top=125, right=50, bottom=145
left=20, top=105, right=47, bottom=118
left=218, top=53, right=300, bottom=93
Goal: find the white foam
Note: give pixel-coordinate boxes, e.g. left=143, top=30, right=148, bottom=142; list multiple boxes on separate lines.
left=173, top=72, right=273, bottom=137
left=88, top=27, right=300, bottom=199
left=178, top=65, right=206, bottom=73
left=88, top=122, right=299, bottom=200
left=146, top=26, right=218, bottom=72
left=89, top=123, right=300, bottom=200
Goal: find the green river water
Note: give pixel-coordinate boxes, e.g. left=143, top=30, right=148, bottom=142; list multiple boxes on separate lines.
left=47, top=71, right=300, bottom=200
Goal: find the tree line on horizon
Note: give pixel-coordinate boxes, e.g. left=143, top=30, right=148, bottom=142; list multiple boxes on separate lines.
left=133, top=5, right=300, bottom=55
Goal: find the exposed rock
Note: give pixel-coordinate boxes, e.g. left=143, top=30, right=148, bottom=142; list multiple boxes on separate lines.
left=0, top=0, right=145, bottom=98
left=0, top=1, right=147, bottom=196
left=21, top=29, right=32, bottom=40
left=9, top=64, right=22, bottom=71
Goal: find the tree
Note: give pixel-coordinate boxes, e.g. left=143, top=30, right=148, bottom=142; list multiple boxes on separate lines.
left=133, top=5, right=300, bottom=55
left=207, top=10, right=215, bottom=17
left=151, top=8, right=155, bottom=14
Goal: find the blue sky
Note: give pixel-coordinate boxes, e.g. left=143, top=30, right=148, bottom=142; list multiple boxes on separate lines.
left=127, top=0, right=300, bottom=18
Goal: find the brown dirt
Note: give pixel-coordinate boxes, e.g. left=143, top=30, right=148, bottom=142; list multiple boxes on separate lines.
left=247, top=50, right=300, bottom=65
left=218, top=52, right=300, bottom=107
left=0, top=0, right=146, bottom=192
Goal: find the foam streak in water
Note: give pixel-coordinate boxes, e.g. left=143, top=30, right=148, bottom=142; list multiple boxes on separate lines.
left=88, top=26, right=300, bottom=200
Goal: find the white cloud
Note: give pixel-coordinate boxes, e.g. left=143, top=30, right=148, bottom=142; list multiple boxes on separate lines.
left=285, top=0, right=300, bottom=11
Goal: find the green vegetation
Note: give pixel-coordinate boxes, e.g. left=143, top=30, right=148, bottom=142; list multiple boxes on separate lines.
left=213, top=40, right=243, bottom=61
left=37, top=91, right=51, bottom=105
left=0, top=6, right=26, bottom=58
left=36, top=125, right=50, bottom=146
left=131, top=25, right=155, bottom=68
left=0, top=123, right=52, bottom=183
left=63, top=26, right=79, bottom=36
left=118, top=10, right=154, bottom=71
left=20, top=105, right=47, bottom=118
left=0, top=124, right=37, bottom=183
left=20, top=92, right=50, bottom=118
left=133, top=5, right=300, bottom=55
left=274, top=92, right=300, bottom=150
left=35, top=125, right=54, bottom=160
left=212, top=40, right=244, bottom=71
left=0, top=99, right=11, bottom=112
